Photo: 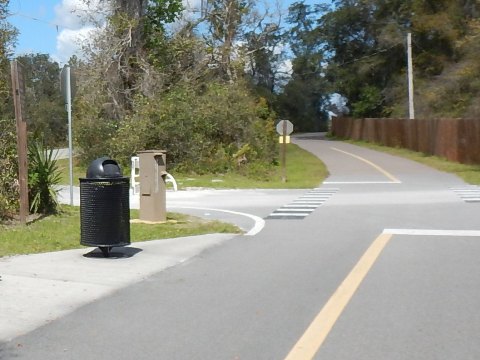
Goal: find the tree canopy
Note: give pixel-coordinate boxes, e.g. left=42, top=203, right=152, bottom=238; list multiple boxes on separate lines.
left=312, top=0, right=480, bottom=118
left=72, top=0, right=279, bottom=173
left=0, top=0, right=19, bottom=219
left=4, top=0, right=480, bottom=176
left=2, top=0, right=480, bottom=219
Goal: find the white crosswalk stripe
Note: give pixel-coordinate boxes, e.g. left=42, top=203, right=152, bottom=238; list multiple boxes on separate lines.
left=451, top=186, right=480, bottom=203
left=266, top=188, right=339, bottom=220
left=275, top=208, right=315, bottom=212
left=281, top=205, right=318, bottom=208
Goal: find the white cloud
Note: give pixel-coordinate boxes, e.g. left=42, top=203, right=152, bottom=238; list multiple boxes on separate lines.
left=183, top=0, right=203, bottom=13
left=277, top=59, right=292, bottom=76
left=52, top=0, right=106, bottom=64
left=52, top=26, right=97, bottom=64
left=51, top=0, right=200, bottom=63
left=54, top=0, right=105, bottom=29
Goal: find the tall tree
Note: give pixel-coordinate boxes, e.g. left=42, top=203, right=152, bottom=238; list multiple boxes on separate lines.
left=203, top=0, right=253, bottom=82
left=0, top=0, right=18, bottom=117
left=16, top=54, right=65, bottom=146
left=80, top=0, right=183, bottom=117
left=278, top=2, right=330, bottom=131
left=318, top=0, right=480, bottom=117
left=318, top=0, right=395, bottom=117
left=244, top=19, right=284, bottom=94
left=0, top=0, right=18, bottom=219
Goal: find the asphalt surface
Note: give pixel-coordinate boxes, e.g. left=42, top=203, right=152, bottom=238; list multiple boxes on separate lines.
left=2, top=134, right=480, bottom=359
left=50, top=147, right=71, bottom=160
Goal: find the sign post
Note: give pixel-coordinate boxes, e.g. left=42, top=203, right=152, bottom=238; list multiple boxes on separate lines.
left=11, top=60, right=29, bottom=224
left=60, top=65, right=75, bottom=205
left=276, top=120, right=294, bottom=183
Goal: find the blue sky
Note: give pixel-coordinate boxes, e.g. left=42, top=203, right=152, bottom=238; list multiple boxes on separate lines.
left=8, top=0, right=321, bottom=65
left=9, top=0, right=59, bottom=56
left=9, top=0, right=101, bottom=64
left=9, top=0, right=113, bottom=65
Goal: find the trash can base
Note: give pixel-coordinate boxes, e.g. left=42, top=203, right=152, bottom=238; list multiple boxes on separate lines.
left=99, top=246, right=113, bottom=257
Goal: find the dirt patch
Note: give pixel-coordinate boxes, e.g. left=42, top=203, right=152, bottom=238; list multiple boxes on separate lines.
left=0, top=213, right=44, bottom=227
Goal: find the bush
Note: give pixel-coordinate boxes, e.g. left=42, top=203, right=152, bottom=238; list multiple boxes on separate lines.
left=352, top=85, right=385, bottom=118
left=74, top=116, right=118, bottom=166
left=84, top=80, right=278, bottom=178
left=0, top=118, right=19, bottom=219
left=28, top=142, right=61, bottom=214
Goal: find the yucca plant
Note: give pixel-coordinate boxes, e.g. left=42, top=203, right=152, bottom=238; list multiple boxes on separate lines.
left=28, top=142, right=62, bottom=214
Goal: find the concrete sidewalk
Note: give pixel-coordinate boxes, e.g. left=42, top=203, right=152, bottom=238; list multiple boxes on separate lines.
left=0, top=186, right=276, bottom=342
left=0, top=233, right=235, bottom=342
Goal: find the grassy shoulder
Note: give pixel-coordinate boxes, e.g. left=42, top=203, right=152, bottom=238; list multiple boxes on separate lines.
left=347, top=140, right=480, bottom=184
left=0, top=206, right=241, bottom=258
left=58, top=144, right=328, bottom=189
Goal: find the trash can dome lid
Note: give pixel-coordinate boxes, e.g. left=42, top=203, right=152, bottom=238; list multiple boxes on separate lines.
left=86, top=157, right=123, bottom=179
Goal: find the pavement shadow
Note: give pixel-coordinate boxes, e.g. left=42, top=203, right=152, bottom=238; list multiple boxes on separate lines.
left=0, top=344, right=17, bottom=359
left=83, top=246, right=143, bottom=259
left=294, top=132, right=327, bottom=140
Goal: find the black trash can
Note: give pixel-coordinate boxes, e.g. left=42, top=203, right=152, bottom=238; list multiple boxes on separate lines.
left=80, top=157, right=130, bottom=257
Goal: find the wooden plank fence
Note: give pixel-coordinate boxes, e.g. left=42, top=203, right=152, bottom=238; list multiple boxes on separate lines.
left=331, top=117, right=480, bottom=164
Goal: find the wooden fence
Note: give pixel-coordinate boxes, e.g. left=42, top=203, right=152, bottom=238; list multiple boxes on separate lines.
left=331, top=117, right=480, bottom=164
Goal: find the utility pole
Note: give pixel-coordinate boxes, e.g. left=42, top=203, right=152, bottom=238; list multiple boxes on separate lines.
left=407, top=32, right=415, bottom=119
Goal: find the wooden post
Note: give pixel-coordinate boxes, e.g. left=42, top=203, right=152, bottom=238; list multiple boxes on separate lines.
left=11, top=60, right=29, bottom=224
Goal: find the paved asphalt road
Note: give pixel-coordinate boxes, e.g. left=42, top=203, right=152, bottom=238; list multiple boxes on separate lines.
left=52, top=148, right=71, bottom=160
left=2, top=134, right=480, bottom=359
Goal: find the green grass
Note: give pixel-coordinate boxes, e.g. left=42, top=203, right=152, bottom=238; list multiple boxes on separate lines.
left=58, top=144, right=328, bottom=189
left=19, top=144, right=325, bottom=258
left=0, top=206, right=241, bottom=258
left=348, top=140, right=480, bottom=184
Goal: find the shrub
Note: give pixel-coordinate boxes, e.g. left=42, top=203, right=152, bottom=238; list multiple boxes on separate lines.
left=28, top=142, right=61, bottom=214
left=0, top=118, right=19, bottom=219
left=106, top=80, right=278, bottom=177
left=352, top=85, right=385, bottom=118
left=74, top=116, right=118, bottom=166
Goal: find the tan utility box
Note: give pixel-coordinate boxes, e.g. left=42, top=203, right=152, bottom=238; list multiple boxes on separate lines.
left=138, top=150, right=167, bottom=222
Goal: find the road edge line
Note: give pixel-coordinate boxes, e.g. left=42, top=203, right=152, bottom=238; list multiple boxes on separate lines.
left=172, top=206, right=265, bottom=236
left=284, top=233, right=392, bottom=360
left=330, top=147, right=401, bottom=183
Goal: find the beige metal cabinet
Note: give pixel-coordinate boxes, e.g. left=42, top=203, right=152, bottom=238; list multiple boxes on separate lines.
left=138, top=150, right=167, bottom=222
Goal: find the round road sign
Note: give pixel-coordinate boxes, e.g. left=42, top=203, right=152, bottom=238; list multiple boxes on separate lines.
left=276, top=120, right=294, bottom=135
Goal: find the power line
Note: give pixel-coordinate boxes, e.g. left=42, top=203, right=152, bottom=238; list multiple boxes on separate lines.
left=288, top=41, right=404, bottom=77
left=339, top=41, right=404, bottom=66
left=8, top=11, right=69, bottom=32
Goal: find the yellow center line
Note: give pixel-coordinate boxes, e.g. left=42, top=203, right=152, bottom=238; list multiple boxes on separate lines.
left=284, top=233, right=393, bottom=360
left=330, top=147, right=401, bottom=183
